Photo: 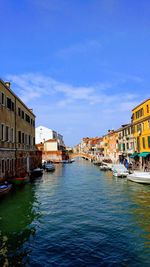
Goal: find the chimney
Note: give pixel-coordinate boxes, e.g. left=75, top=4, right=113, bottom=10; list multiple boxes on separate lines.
left=5, top=82, right=11, bottom=89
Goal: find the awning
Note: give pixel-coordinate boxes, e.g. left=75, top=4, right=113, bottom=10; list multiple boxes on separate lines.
left=130, top=153, right=140, bottom=158
left=139, top=152, right=150, bottom=157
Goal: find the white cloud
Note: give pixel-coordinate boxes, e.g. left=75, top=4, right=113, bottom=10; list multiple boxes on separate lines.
left=6, top=73, right=107, bottom=104
left=6, top=73, right=141, bottom=110
left=5, top=73, right=143, bottom=145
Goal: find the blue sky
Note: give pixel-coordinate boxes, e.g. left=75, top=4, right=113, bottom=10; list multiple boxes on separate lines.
left=0, top=0, right=150, bottom=146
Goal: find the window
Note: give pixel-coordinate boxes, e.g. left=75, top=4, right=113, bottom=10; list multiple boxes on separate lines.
left=7, top=97, right=12, bottom=109
left=11, top=128, right=14, bottom=143
left=29, top=135, right=31, bottom=145
left=18, top=107, right=21, bottom=116
left=141, top=108, right=144, bottom=116
left=6, top=126, right=9, bottom=142
left=142, top=137, right=146, bottom=149
left=25, top=114, right=30, bottom=123
left=1, top=124, right=4, bottom=141
left=148, top=120, right=150, bottom=129
left=33, top=137, right=35, bottom=145
left=147, top=104, right=149, bottom=113
left=1, top=92, right=5, bottom=105
left=12, top=159, right=15, bottom=173
left=123, top=143, right=125, bottom=151
left=1, top=160, right=5, bottom=174
left=136, top=108, right=144, bottom=119
left=30, top=136, right=33, bottom=146
left=18, top=131, right=21, bottom=143
left=148, top=136, right=150, bottom=148
left=7, top=159, right=10, bottom=172
left=22, top=110, right=24, bottom=119
left=11, top=101, right=14, bottom=111
left=22, top=133, right=24, bottom=144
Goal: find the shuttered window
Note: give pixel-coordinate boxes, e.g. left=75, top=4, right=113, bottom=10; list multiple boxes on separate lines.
left=148, top=136, right=150, bottom=148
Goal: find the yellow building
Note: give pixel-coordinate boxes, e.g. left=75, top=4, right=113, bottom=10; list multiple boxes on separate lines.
left=132, top=99, right=150, bottom=168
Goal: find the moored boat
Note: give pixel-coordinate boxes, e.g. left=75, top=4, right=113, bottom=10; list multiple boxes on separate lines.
left=69, top=158, right=75, bottom=163
left=62, top=159, right=75, bottom=163
left=112, top=164, right=128, bottom=178
left=0, top=183, right=12, bottom=196
left=45, top=162, right=55, bottom=172
left=11, top=176, right=30, bottom=185
left=100, top=162, right=112, bottom=171
left=30, top=168, right=43, bottom=179
left=127, top=171, right=150, bottom=184
left=93, top=161, right=102, bottom=166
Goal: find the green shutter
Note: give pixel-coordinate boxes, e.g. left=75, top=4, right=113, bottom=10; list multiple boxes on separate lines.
left=148, top=136, right=150, bottom=148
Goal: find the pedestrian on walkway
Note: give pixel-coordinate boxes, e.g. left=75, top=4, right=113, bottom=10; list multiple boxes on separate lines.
left=144, top=163, right=148, bottom=172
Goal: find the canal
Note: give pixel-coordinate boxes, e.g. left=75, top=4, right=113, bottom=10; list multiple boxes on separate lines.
left=1, top=158, right=150, bottom=266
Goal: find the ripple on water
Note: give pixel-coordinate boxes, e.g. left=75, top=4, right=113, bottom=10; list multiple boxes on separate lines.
left=1, top=160, right=150, bottom=266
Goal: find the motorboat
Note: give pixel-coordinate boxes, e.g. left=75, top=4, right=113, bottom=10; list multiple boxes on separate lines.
left=45, top=162, right=55, bottom=172
left=100, top=163, right=112, bottom=171
left=127, top=171, right=150, bottom=184
left=104, top=162, right=113, bottom=170
left=112, top=164, right=128, bottom=178
left=11, top=176, right=30, bottom=185
left=30, top=168, right=43, bottom=179
left=0, top=183, right=12, bottom=196
left=93, top=161, right=102, bottom=166
left=69, top=158, right=75, bottom=163
left=61, top=159, right=74, bottom=163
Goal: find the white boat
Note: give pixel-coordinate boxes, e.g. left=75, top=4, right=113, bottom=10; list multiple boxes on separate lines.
left=104, top=162, right=113, bottom=170
left=112, top=164, right=128, bottom=178
left=45, top=162, right=55, bottom=172
left=62, top=159, right=75, bottom=163
left=100, top=163, right=112, bottom=171
left=127, top=171, right=150, bottom=184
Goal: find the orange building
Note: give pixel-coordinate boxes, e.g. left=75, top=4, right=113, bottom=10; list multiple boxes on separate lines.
left=103, top=130, right=118, bottom=163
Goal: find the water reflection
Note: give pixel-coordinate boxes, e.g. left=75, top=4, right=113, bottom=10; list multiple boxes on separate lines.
left=42, top=163, right=65, bottom=183
left=127, top=183, right=150, bottom=248
left=0, top=184, right=38, bottom=266
left=1, top=160, right=150, bottom=266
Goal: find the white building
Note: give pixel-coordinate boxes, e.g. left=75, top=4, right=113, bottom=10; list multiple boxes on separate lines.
left=36, top=126, right=65, bottom=147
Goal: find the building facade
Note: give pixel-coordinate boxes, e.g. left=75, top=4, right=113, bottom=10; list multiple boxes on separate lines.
left=117, top=124, right=135, bottom=162
left=36, top=126, right=67, bottom=162
left=36, top=126, right=65, bottom=146
left=37, top=139, right=67, bottom=163
left=131, top=99, right=150, bottom=169
left=0, top=79, right=41, bottom=179
left=103, top=130, right=118, bottom=163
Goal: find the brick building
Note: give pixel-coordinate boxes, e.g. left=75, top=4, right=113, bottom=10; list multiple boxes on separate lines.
left=36, top=138, right=68, bottom=163
left=0, top=79, right=42, bottom=179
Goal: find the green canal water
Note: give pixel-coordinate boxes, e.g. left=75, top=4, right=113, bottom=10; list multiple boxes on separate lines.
left=1, top=158, right=150, bottom=266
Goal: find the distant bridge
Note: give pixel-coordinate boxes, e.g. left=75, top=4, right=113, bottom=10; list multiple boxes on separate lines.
left=69, top=153, right=93, bottom=160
